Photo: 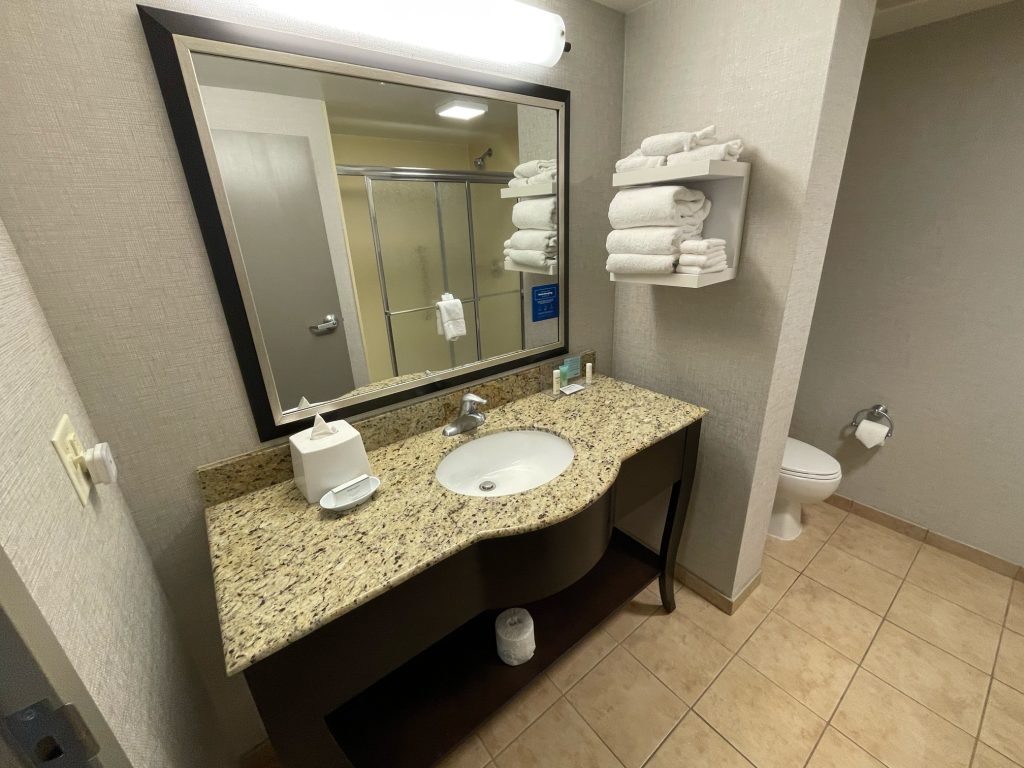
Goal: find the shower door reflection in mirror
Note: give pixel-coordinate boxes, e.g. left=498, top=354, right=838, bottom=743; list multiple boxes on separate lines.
left=182, top=48, right=565, bottom=431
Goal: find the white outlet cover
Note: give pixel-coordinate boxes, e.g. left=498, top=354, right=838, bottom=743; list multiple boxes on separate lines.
left=51, top=414, right=90, bottom=505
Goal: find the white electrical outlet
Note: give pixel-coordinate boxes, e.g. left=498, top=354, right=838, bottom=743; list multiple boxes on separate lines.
left=51, top=414, right=91, bottom=505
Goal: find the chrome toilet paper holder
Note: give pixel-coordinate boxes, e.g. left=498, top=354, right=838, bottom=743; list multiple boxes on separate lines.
left=851, top=404, right=894, bottom=438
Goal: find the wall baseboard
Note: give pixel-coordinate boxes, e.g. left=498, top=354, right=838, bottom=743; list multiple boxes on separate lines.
left=675, top=563, right=761, bottom=615
left=828, top=494, right=1023, bottom=582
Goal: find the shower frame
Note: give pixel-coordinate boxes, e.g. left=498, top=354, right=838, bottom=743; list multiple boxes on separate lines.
left=338, top=164, right=526, bottom=377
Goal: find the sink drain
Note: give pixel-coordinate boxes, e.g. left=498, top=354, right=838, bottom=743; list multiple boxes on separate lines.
left=479, top=480, right=496, bottom=492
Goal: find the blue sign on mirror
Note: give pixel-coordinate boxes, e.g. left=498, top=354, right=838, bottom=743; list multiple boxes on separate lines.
left=531, top=284, right=559, bottom=322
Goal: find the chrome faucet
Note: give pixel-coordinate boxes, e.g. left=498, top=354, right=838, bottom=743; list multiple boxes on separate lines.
left=442, top=393, right=487, bottom=436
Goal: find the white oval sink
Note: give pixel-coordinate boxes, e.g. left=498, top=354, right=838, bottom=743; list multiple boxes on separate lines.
left=436, top=430, right=574, bottom=497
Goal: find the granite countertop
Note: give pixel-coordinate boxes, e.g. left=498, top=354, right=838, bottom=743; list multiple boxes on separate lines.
left=206, top=376, right=707, bottom=675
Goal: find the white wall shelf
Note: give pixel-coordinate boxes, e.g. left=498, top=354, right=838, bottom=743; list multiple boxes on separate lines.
left=612, top=160, right=750, bottom=187
left=504, top=258, right=557, bottom=276
left=500, top=182, right=556, bottom=199
left=608, top=160, right=750, bottom=288
left=610, top=268, right=736, bottom=288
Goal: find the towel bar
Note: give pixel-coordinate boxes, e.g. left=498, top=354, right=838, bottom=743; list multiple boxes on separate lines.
left=851, top=404, right=894, bottom=438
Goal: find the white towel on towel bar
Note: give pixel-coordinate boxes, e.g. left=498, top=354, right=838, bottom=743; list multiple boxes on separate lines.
left=605, top=226, right=700, bottom=255
left=509, top=229, right=557, bottom=252
left=640, top=125, right=716, bottom=157
left=605, top=253, right=677, bottom=274
left=435, top=293, right=466, bottom=341
left=513, top=197, right=557, bottom=230
left=608, top=186, right=708, bottom=229
left=667, top=140, right=744, bottom=165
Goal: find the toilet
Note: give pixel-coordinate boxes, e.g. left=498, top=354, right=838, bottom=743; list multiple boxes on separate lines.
left=769, top=438, right=842, bottom=540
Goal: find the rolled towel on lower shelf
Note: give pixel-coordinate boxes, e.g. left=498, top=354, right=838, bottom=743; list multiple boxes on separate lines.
left=605, top=253, right=676, bottom=275
left=608, top=186, right=708, bottom=229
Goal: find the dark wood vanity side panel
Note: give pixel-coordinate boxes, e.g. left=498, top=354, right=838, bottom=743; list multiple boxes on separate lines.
left=613, top=428, right=686, bottom=517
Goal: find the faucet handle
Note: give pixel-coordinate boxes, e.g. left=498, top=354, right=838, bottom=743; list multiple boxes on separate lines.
left=460, top=392, right=487, bottom=414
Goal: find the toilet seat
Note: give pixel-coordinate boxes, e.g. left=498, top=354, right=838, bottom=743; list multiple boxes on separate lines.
left=780, top=438, right=841, bottom=480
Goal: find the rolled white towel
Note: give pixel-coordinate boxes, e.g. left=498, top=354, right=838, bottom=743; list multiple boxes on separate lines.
left=513, top=159, right=556, bottom=178
left=678, top=238, right=727, bottom=254
left=640, top=125, right=716, bottom=157
left=608, top=186, right=707, bottom=229
left=606, top=253, right=676, bottom=275
left=513, top=197, right=557, bottom=230
left=677, top=252, right=727, bottom=268
left=615, top=152, right=667, bottom=173
left=667, top=140, right=744, bottom=165
left=675, top=262, right=728, bottom=275
left=606, top=226, right=699, bottom=255
left=505, top=248, right=555, bottom=268
left=509, top=229, right=557, bottom=252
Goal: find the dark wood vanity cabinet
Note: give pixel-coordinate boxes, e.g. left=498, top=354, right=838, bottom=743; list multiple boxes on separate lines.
left=245, top=421, right=701, bottom=768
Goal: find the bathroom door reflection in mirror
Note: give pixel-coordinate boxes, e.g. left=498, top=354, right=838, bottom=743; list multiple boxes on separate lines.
left=187, top=50, right=564, bottom=423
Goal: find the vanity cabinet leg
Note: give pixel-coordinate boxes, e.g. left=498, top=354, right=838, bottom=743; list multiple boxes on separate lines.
left=658, top=421, right=701, bottom=612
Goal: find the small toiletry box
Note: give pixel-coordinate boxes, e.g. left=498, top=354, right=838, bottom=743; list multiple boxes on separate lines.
left=289, top=415, right=372, bottom=504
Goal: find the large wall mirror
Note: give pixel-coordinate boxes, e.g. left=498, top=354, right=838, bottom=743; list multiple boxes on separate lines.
left=140, top=7, right=568, bottom=439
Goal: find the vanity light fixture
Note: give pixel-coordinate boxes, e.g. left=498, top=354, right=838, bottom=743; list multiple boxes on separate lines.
left=254, top=0, right=567, bottom=67
left=436, top=99, right=488, bottom=121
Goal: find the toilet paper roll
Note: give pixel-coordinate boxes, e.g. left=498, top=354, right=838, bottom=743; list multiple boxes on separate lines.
left=495, top=608, right=535, bottom=666
left=855, top=419, right=888, bottom=449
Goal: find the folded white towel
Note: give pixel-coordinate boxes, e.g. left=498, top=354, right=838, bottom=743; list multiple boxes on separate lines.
left=678, top=238, right=727, bottom=254
left=615, top=151, right=667, bottom=173
left=509, top=177, right=530, bottom=188
left=513, top=197, right=557, bottom=230
left=509, top=229, right=557, bottom=252
left=435, top=293, right=466, bottom=341
left=640, top=125, right=716, bottom=157
left=606, top=253, right=677, bottom=275
left=667, top=140, right=744, bottom=165
left=677, top=252, right=726, bottom=268
left=504, top=248, right=555, bottom=268
left=606, top=226, right=699, bottom=255
left=528, top=168, right=557, bottom=184
left=608, top=186, right=707, bottom=229
left=513, top=159, right=556, bottom=178
left=675, top=263, right=728, bottom=275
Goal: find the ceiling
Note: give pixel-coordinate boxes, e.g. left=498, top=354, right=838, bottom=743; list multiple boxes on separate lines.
left=591, top=0, right=1013, bottom=38
left=193, top=53, right=527, bottom=143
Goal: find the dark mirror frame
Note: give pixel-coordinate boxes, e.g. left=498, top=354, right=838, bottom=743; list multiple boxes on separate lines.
left=138, top=5, right=570, bottom=441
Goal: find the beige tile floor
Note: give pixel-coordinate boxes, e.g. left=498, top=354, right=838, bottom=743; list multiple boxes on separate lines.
left=438, top=503, right=1024, bottom=768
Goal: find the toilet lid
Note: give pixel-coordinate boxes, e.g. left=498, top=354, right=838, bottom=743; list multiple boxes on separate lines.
left=781, top=438, right=841, bottom=479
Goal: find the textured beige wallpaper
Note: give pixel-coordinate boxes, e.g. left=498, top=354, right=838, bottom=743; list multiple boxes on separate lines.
left=614, top=0, right=873, bottom=597
left=793, top=2, right=1024, bottom=565
left=0, top=0, right=624, bottom=753
left=0, top=215, right=227, bottom=767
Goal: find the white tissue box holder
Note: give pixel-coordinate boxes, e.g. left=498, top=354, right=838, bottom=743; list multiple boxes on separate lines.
left=290, top=419, right=372, bottom=504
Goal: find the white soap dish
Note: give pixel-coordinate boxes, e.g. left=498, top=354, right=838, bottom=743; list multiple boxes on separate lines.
left=320, top=474, right=380, bottom=512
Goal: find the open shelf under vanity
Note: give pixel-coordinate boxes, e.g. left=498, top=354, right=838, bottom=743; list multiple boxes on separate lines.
left=325, top=529, right=660, bottom=768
